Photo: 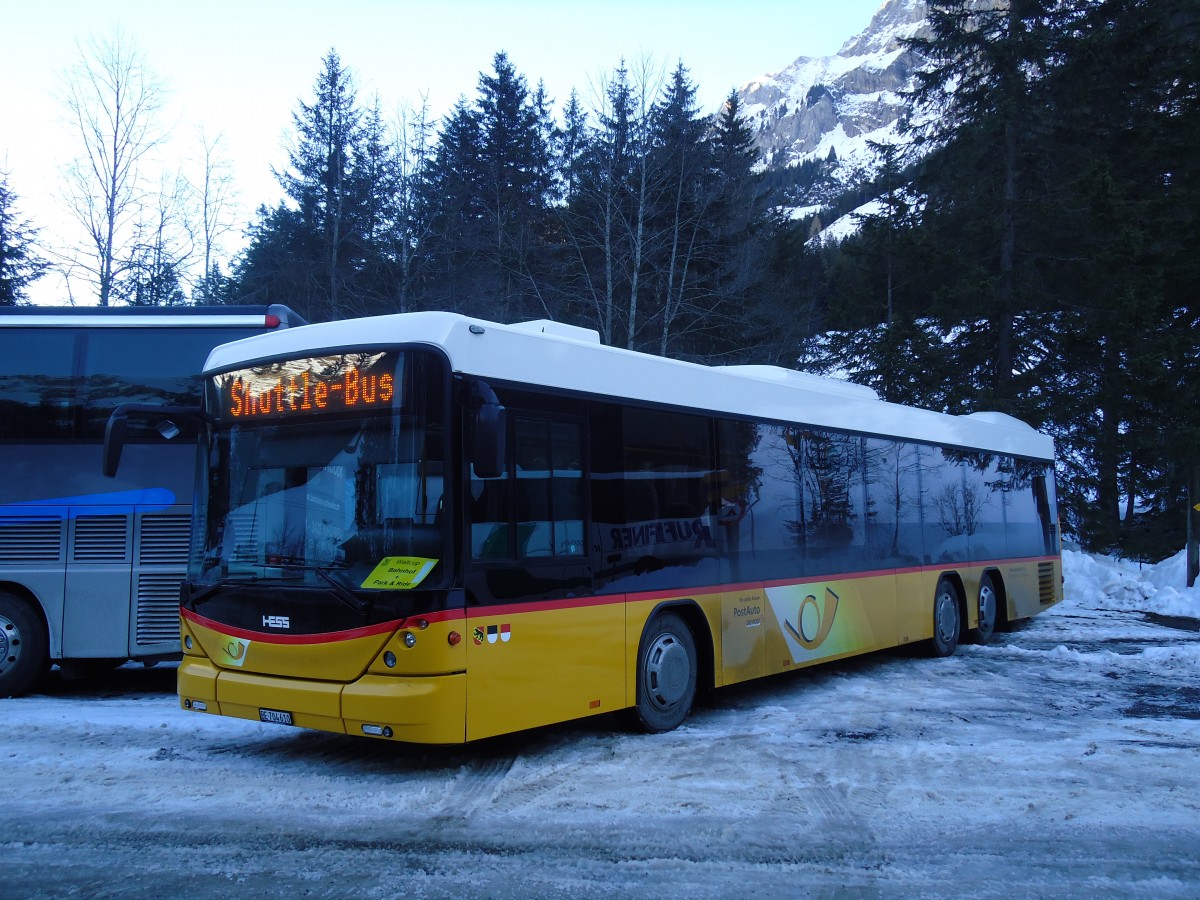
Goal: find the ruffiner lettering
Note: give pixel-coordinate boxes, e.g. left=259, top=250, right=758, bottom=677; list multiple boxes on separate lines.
left=608, top=518, right=714, bottom=551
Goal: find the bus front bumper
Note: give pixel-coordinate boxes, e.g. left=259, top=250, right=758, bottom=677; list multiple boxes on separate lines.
left=178, top=657, right=467, bottom=744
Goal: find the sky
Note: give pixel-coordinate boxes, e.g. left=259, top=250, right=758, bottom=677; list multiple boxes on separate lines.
left=2, top=0, right=885, bottom=305
left=3, top=547, right=1199, bottom=893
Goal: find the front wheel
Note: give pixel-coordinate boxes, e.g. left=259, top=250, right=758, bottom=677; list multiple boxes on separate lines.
left=0, top=592, right=49, bottom=698
left=635, top=611, right=697, bottom=733
left=929, top=578, right=961, bottom=658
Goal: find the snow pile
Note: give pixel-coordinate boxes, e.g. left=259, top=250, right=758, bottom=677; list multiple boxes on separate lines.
left=1064, top=548, right=1200, bottom=617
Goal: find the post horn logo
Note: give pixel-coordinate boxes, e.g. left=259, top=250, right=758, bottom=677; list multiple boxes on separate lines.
left=785, top=586, right=840, bottom=650
left=222, top=639, right=249, bottom=666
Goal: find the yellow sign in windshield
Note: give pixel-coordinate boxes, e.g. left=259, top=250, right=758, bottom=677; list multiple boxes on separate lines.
left=360, top=556, right=437, bottom=590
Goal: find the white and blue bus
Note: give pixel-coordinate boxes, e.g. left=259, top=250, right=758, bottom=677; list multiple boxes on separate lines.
left=0, top=305, right=306, bottom=696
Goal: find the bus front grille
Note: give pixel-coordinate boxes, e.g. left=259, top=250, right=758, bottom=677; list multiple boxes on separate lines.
left=0, top=516, right=62, bottom=561
left=136, top=573, right=184, bottom=645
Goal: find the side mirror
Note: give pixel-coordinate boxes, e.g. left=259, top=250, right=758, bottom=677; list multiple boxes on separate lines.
left=471, top=382, right=507, bottom=479
left=103, top=412, right=129, bottom=478
left=102, top=403, right=205, bottom=477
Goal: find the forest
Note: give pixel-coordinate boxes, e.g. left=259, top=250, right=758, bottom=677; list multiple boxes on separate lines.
left=0, top=0, right=1196, bottom=561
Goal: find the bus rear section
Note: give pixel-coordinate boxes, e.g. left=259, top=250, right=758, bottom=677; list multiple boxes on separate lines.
left=0, top=305, right=305, bottom=696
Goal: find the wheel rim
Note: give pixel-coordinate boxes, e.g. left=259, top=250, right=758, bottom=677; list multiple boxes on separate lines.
left=643, top=631, right=690, bottom=713
left=934, top=589, right=958, bottom=645
left=979, top=583, right=996, bottom=633
left=0, top=613, right=21, bottom=676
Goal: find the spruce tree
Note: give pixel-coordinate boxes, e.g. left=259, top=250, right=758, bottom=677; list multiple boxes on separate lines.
left=421, top=98, right=487, bottom=314
left=647, top=61, right=714, bottom=357
left=906, top=0, right=1068, bottom=414
left=278, top=49, right=366, bottom=321
left=0, top=172, right=49, bottom=306
left=475, top=52, right=554, bottom=321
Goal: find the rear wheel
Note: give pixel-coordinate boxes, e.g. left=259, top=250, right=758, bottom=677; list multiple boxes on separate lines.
left=929, top=578, right=961, bottom=658
left=0, top=592, right=49, bottom=698
left=635, top=611, right=697, bottom=733
left=973, top=573, right=998, bottom=645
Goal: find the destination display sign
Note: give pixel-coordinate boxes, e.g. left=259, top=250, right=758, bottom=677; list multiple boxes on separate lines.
left=217, top=352, right=400, bottom=421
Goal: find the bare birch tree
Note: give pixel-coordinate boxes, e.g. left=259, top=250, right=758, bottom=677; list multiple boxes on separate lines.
left=61, top=30, right=168, bottom=306
left=192, top=129, right=237, bottom=303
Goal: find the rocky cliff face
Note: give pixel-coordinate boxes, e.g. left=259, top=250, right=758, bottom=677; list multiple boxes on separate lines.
left=739, top=0, right=930, bottom=171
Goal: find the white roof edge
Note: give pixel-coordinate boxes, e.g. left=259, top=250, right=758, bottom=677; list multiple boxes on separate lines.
left=203, top=311, right=1055, bottom=461
left=715, top=365, right=880, bottom=401
left=0, top=314, right=275, bottom=328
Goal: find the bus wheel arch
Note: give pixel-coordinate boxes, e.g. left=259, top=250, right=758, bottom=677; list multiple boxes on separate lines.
left=0, top=587, right=51, bottom=698
left=634, top=605, right=703, bottom=733
left=929, top=574, right=964, bottom=658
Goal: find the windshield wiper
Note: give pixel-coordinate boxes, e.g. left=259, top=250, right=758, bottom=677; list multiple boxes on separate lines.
left=185, top=576, right=259, bottom=609
left=256, top=562, right=371, bottom=616
left=313, top=565, right=372, bottom=616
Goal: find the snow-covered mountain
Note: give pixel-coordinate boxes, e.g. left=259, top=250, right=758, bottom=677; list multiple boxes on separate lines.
left=738, top=0, right=930, bottom=180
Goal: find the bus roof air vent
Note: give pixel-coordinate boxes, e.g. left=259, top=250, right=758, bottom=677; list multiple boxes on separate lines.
left=507, top=320, right=602, bottom=344
left=715, top=365, right=880, bottom=402
left=962, top=411, right=1037, bottom=432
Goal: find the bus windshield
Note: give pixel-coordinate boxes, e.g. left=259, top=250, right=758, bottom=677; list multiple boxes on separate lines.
left=192, top=350, right=448, bottom=594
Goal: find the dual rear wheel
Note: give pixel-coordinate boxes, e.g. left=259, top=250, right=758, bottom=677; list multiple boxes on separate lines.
left=930, top=572, right=1000, bottom=657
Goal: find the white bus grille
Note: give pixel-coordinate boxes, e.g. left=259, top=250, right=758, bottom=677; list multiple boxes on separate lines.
left=74, top=515, right=129, bottom=562
left=139, top=514, right=191, bottom=565
left=135, top=573, right=183, bottom=645
left=0, top=516, right=63, bottom=561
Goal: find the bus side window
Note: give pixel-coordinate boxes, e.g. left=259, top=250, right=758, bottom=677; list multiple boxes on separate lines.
left=470, top=468, right=511, bottom=560
left=513, top=416, right=584, bottom=558
left=469, top=414, right=585, bottom=560
left=0, top=328, right=76, bottom=439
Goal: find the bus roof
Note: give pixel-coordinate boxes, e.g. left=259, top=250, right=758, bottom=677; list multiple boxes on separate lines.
left=202, top=311, right=1054, bottom=460
left=0, top=305, right=307, bottom=328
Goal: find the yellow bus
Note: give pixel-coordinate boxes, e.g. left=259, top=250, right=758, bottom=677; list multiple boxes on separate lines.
left=108, top=312, right=1061, bottom=743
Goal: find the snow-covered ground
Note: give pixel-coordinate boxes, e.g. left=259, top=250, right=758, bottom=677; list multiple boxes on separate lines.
left=3, top=550, right=1198, bottom=898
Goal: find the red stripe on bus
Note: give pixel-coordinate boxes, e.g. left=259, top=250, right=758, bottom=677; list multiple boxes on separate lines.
left=181, top=607, right=464, bottom=644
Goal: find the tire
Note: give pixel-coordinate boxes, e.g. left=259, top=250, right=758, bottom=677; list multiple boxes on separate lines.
left=973, top=573, right=998, bottom=645
left=0, top=592, right=50, bottom=698
left=635, top=611, right=697, bottom=733
left=929, top=577, right=961, bottom=658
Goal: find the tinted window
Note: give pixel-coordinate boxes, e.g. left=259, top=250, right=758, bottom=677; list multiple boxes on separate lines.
left=592, top=404, right=720, bottom=592
left=0, top=324, right=262, bottom=441
left=80, top=326, right=260, bottom=439
left=720, top=422, right=802, bottom=582
left=470, top=413, right=585, bottom=560
left=865, top=438, right=925, bottom=567
left=1004, top=458, right=1055, bottom=557
left=0, top=328, right=76, bottom=439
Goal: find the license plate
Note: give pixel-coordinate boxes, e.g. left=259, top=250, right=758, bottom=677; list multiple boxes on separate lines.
left=259, top=708, right=294, bottom=726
